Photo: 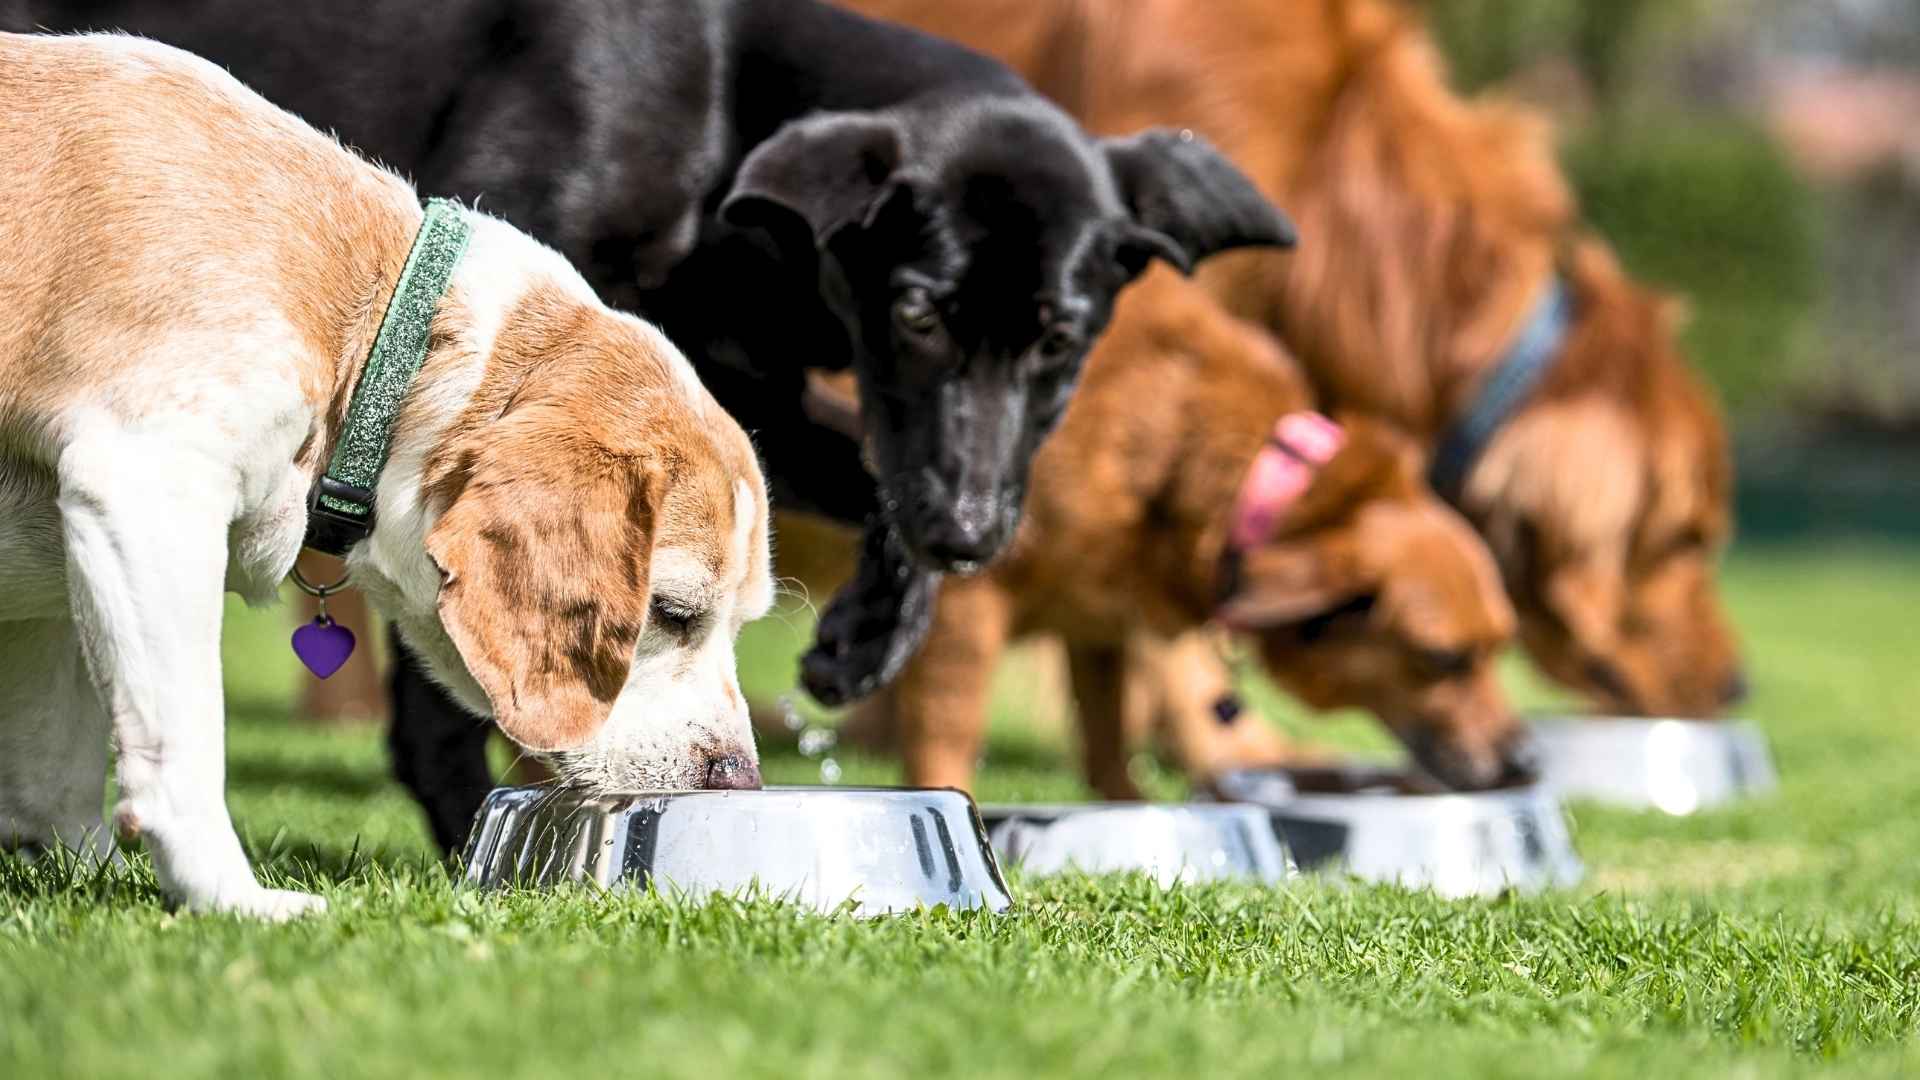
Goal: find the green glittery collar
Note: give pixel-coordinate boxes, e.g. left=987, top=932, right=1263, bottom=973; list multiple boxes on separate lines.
left=303, top=198, right=473, bottom=557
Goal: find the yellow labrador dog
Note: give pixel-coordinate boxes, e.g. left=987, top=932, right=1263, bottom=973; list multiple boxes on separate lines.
left=0, top=33, right=773, bottom=918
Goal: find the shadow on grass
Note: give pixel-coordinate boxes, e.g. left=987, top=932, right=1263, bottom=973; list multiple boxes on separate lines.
left=0, top=838, right=455, bottom=909
left=758, top=729, right=1072, bottom=775
left=227, top=756, right=394, bottom=800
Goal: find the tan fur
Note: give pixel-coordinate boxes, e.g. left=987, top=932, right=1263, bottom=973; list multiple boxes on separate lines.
left=0, top=34, right=413, bottom=442
left=845, top=0, right=1743, bottom=719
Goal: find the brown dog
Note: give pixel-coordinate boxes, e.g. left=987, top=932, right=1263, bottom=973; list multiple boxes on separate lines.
left=845, top=0, right=1744, bottom=720
left=870, top=270, right=1520, bottom=796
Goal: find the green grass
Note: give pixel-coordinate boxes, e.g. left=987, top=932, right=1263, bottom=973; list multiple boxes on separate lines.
left=4, top=543, right=1920, bottom=1078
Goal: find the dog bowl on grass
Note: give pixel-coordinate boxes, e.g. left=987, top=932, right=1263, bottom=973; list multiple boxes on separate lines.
left=462, top=786, right=1011, bottom=916
left=1208, top=766, right=1583, bottom=898
left=1526, top=717, right=1777, bottom=814
left=977, top=803, right=1296, bottom=886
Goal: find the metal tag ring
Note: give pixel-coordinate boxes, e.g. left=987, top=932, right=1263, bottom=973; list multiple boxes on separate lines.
left=289, top=562, right=352, bottom=598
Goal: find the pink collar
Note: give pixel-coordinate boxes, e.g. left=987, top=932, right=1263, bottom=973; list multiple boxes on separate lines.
left=1228, top=412, right=1345, bottom=551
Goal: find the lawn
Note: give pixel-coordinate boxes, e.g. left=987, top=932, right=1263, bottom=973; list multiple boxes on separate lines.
left=3, top=530, right=1919, bottom=1076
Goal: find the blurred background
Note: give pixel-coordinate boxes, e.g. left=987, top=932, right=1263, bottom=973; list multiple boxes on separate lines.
left=1432, top=0, right=1918, bottom=427
left=1424, top=0, right=1920, bottom=544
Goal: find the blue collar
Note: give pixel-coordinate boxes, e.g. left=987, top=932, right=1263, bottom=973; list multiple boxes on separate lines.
left=1428, top=276, right=1575, bottom=503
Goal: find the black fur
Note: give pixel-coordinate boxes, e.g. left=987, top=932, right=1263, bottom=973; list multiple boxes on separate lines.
left=5, top=0, right=1294, bottom=850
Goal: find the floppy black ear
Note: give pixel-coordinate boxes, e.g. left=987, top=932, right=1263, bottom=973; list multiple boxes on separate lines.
left=1103, top=129, right=1297, bottom=276
left=720, top=112, right=907, bottom=254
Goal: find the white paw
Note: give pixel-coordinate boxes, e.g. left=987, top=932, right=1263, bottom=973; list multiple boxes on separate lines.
left=211, top=887, right=328, bottom=921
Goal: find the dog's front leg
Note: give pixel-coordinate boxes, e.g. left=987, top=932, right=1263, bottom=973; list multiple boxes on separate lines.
left=57, top=437, right=322, bottom=919
left=800, top=516, right=940, bottom=706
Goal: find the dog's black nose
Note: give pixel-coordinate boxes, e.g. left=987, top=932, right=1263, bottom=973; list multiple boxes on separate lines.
left=916, top=529, right=1002, bottom=571
left=908, top=496, right=1011, bottom=571
left=704, top=754, right=763, bottom=791
left=1720, top=670, right=1751, bottom=708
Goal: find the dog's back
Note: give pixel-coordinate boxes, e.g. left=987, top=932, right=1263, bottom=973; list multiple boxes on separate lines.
left=0, top=33, right=417, bottom=415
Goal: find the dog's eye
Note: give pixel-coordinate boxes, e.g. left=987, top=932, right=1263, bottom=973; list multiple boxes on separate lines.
left=1665, top=526, right=1710, bottom=558
left=1036, top=326, right=1079, bottom=361
left=649, top=598, right=704, bottom=638
left=1415, top=647, right=1474, bottom=678
left=893, top=288, right=942, bottom=337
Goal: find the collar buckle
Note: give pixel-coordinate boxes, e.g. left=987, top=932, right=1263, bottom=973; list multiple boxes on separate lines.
left=303, top=476, right=376, bottom=558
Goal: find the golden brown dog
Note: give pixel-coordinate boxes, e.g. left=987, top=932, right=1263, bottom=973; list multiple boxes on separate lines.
left=846, top=0, right=1744, bottom=720
left=852, top=270, right=1522, bottom=796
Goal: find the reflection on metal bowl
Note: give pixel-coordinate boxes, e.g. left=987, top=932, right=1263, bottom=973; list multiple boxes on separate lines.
left=1208, top=765, right=1583, bottom=898
left=1527, top=717, right=1778, bottom=814
left=461, top=786, right=1012, bottom=916
left=977, top=803, right=1296, bottom=886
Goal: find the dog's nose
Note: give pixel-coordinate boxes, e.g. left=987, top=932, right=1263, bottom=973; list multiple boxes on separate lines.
left=908, top=491, right=1010, bottom=570
left=1719, top=670, right=1751, bottom=709
left=915, top=518, right=1004, bottom=570
left=703, top=754, right=763, bottom=791
left=1406, top=724, right=1534, bottom=792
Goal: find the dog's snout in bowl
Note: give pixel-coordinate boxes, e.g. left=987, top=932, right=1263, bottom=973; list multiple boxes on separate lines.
left=703, top=753, right=763, bottom=790
left=1403, top=722, right=1538, bottom=792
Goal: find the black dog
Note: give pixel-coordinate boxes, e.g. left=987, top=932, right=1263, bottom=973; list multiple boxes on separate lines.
left=8, top=0, right=1295, bottom=849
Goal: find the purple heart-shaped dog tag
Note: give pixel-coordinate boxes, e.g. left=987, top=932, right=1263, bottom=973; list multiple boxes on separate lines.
left=291, top=615, right=356, bottom=679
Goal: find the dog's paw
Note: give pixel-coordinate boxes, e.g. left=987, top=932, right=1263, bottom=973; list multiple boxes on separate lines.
left=802, top=521, right=941, bottom=706
left=801, top=583, right=938, bottom=705
left=215, top=887, right=328, bottom=922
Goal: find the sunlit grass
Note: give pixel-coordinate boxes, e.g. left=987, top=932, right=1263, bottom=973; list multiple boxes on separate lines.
left=4, top=545, right=1919, bottom=1078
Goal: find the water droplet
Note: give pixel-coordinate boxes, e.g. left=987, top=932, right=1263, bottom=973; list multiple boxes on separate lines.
left=777, top=694, right=806, bottom=733
left=798, top=727, right=837, bottom=758
left=818, top=758, right=843, bottom=784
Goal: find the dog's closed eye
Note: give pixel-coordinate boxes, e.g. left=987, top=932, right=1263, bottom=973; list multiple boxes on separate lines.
left=649, top=597, right=707, bottom=639
left=1035, top=326, right=1080, bottom=364
left=1414, top=646, right=1475, bottom=679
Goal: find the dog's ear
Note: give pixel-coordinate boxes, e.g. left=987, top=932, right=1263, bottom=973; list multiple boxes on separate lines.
left=720, top=112, right=909, bottom=255
left=1216, top=419, right=1407, bottom=629
left=425, top=423, right=660, bottom=753
left=1103, top=129, right=1297, bottom=277
left=1217, top=538, right=1374, bottom=630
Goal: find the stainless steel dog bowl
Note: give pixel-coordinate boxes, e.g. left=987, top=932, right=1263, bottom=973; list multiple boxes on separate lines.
left=1527, top=717, right=1778, bottom=814
left=977, top=803, right=1296, bottom=886
left=462, top=786, right=1012, bottom=916
left=1208, top=766, right=1583, bottom=898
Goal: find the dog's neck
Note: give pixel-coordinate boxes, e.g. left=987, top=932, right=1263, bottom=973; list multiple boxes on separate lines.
left=293, top=192, right=428, bottom=487
left=338, top=215, right=586, bottom=635
left=1109, top=288, right=1324, bottom=622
